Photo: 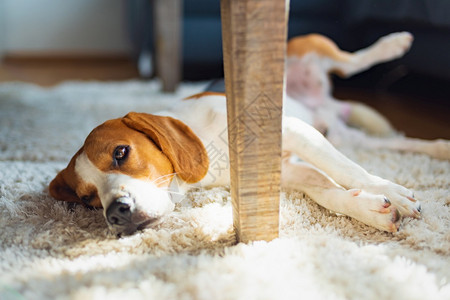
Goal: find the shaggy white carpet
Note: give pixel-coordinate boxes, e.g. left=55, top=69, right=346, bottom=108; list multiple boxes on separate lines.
left=0, top=80, right=449, bottom=300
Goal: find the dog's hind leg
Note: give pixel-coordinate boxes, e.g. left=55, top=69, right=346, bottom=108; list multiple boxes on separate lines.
left=376, top=137, right=450, bottom=160
left=325, top=123, right=450, bottom=160
left=282, top=159, right=401, bottom=232
left=365, top=137, right=450, bottom=160
left=331, top=32, right=413, bottom=78
left=343, top=101, right=395, bottom=136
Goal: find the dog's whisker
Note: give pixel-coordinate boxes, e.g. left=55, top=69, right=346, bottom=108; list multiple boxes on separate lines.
left=154, top=178, right=172, bottom=185
left=160, top=182, right=197, bottom=190
left=164, top=190, right=186, bottom=196
left=150, top=173, right=177, bottom=185
left=151, top=174, right=175, bottom=183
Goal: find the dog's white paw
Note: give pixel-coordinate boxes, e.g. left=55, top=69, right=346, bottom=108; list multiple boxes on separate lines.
left=345, top=189, right=401, bottom=232
left=375, top=31, right=413, bottom=60
left=363, top=176, right=420, bottom=219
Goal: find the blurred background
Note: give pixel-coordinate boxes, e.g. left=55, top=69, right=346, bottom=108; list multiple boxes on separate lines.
left=0, top=0, right=449, bottom=139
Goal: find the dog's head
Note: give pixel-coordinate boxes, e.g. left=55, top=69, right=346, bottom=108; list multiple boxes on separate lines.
left=49, top=112, right=209, bottom=235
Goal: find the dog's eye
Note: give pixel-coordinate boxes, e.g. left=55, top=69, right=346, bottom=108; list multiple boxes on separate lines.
left=113, top=145, right=130, bottom=164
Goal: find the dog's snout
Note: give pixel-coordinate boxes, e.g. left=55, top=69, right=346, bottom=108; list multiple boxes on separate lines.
left=106, top=197, right=134, bottom=226
left=105, top=196, right=164, bottom=235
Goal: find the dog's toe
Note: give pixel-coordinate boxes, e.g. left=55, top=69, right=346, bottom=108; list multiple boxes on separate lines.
left=362, top=177, right=420, bottom=219
left=346, top=190, right=403, bottom=232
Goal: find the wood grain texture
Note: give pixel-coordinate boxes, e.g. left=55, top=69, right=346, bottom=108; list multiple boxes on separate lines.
left=220, top=0, right=287, bottom=242
left=154, top=0, right=182, bottom=92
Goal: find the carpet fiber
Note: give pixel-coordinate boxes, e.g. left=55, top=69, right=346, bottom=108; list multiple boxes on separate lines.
left=0, top=81, right=449, bottom=300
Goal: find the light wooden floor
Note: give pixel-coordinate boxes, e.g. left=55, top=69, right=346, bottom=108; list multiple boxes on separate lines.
left=0, top=57, right=449, bottom=140
left=0, top=56, right=140, bottom=86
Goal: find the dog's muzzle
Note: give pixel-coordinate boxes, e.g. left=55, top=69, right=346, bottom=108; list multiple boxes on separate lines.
left=106, top=196, right=161, bottom=235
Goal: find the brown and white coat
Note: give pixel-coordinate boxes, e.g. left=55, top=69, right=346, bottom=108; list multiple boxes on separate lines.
left=50, top=32, right=449, bottom=236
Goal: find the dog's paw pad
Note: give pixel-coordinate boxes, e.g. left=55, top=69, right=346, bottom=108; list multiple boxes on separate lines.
left=389, top=208, right=401, bottom=232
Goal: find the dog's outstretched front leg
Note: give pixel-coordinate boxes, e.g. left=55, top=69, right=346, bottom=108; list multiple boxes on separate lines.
left=282, top=159, right=401, bottom=232
left=334, top=32, right=413, bottom=78
left=283, top=116, right=420, bottom=218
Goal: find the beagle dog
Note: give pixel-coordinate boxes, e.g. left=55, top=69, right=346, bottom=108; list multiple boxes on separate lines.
left=49, top=32, right=448, bottom=236
left=286, top=32, right=449, bottom=160
left=50, top=90, right=423, bottom=236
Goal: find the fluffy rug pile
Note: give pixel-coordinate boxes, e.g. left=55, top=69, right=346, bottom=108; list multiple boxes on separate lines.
left=0, top=80, right=449, bottom=300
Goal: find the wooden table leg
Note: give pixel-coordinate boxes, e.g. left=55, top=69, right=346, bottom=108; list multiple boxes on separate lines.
left=220, top=0, right=287, bottom=242
left=154, top=0, right=182, bottom=92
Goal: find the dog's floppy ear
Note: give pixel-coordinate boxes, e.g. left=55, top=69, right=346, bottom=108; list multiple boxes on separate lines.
left=49, top=168, right=82, bottom=204
left=122, top=112, right=209, bottom=183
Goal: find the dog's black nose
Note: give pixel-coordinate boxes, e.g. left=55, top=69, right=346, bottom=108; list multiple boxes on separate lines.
left=106, top=197, right=134, bottom=226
